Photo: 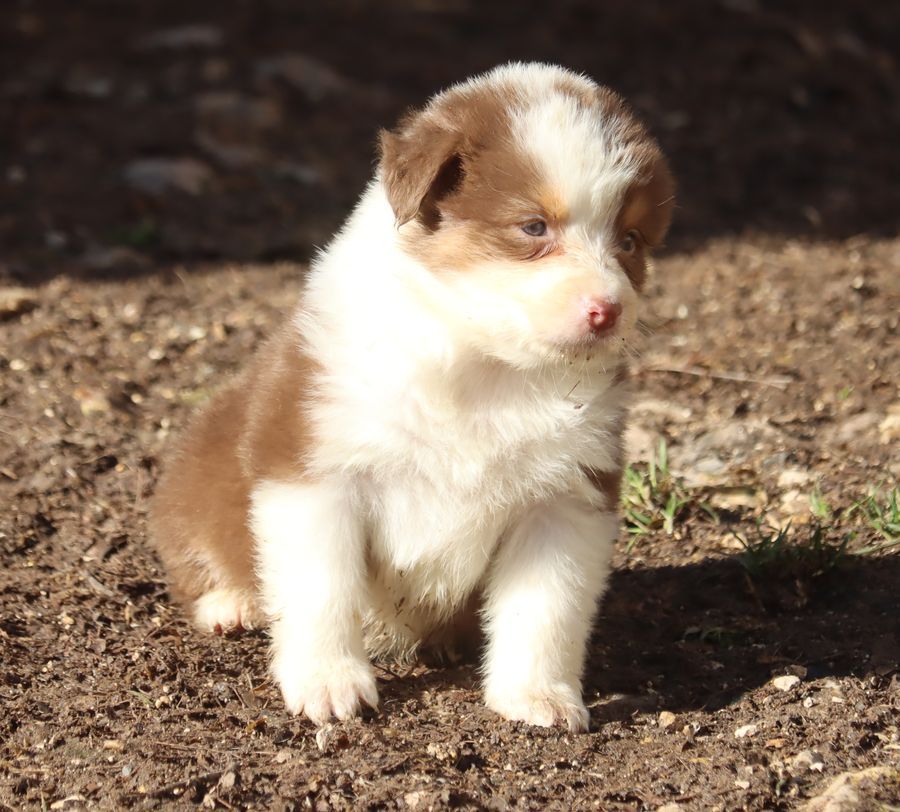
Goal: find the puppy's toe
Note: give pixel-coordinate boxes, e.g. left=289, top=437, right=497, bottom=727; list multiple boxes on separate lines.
left=277, top=655, right=379, bottom=725
left=486, top=684, right=589, bottom=733
left=193, top=588, right=261, bottom=634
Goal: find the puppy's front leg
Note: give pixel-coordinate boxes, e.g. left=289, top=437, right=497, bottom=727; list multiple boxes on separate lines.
left=252, top=480, right=377, bottom=724
left=483, top=497, right=616, bottom=732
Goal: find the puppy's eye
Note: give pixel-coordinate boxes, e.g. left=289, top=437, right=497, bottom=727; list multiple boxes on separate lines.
left=619, top=230, right=640, bottom=254
left=521, top=220, right=548, bottom=237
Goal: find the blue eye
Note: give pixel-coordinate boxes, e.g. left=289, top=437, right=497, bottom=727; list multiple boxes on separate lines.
left=620, top=230, right=640, bottom=253
left=522, top=220, right=547, bottom=237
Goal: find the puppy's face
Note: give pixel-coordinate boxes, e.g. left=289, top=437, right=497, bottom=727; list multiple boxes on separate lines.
left=380, top=65, right=674, bottom=369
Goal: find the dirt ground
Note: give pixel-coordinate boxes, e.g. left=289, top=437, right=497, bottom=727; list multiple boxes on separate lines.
left=1, top=1, right=899, bottom=809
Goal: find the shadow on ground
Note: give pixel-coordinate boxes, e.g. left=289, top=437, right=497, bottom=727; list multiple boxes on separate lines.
left=590, top=553, right=900, bottom=722
left=348, top=552, right=900, bottom=725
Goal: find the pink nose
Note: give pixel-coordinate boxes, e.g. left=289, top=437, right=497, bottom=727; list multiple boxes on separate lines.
left=586, top=299, right=622, bottom=335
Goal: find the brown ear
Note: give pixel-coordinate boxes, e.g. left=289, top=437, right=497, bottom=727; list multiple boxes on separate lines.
left=619, top=159, right=676, bottom=248
left=379, top=115, right=462, bottom=228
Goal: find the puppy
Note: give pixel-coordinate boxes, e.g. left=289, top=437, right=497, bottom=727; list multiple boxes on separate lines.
left=150, top=62, right=674, bottom=732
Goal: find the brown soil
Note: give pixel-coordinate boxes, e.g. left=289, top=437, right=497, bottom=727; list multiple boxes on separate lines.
left=1, top=1, right=898, bottom=810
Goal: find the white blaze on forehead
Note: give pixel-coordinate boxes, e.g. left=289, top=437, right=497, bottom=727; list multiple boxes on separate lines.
left=515, top=94, right=641, bottom=226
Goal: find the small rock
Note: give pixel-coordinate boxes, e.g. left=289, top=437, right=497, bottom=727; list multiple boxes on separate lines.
left=274, top=749, right=292, bottom=764
left=0, top=287, right=37, bottom=319
left=777, top=468, right=813, bottom=488
left=137, top=24, right=224, bottom=50
left=658, top=711, right=677, bottom=729
left=708, top=485, right=766, bottom=510
left=315, top=724, right=334, bottom=752
left=772, top=675, right=801, bottom=692
left=217, top=770, right=237, bottom=790
left=404, top=791, right=424, bottom=809
left=123, top=158, right=213, bottom=196
left=73, top=387, right=110, bottom=415
left=779, top=489, right=812, bottom=520
left=734, top=724, right=758, bottom=738
left=120, top=764, right=133, bottom=777
left=792, top=750, right=825, bottom=772
left=313, top=724, right=349, bottom=753
left=657, top=805, right=684, bottom=812
left=734, top=779, right=750, bottom=789
left=50, top=798, right=87, bottom=811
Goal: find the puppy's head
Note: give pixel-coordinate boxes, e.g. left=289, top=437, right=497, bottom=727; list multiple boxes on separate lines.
left=379, top=63, right=674, bottom=369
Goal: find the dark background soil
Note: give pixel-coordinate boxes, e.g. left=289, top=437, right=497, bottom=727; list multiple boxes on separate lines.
left=1, top=1, right=898, bottom=809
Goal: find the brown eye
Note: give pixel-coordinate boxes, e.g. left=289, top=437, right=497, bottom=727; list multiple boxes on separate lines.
left=620, top=230, right=640, bottom=254
left=522, top=219, right=547, bottom=237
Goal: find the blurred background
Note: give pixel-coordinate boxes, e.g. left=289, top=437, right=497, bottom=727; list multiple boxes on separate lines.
left=2, top=0, right=899, bottom=282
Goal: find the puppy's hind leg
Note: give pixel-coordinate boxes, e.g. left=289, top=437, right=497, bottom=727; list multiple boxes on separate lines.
left=149, top=382, right=262, bottom=635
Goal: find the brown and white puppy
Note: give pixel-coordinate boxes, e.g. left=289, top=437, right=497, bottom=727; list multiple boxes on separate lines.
left=151, top=62, right=674, bottom=732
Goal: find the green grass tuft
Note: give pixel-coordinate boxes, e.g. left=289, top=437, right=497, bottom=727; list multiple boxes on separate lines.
left=622, top=438, right=692, bottom=547
left=849, top=485, right=900, bottom=553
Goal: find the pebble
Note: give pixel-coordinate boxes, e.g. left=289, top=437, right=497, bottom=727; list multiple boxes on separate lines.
left=658, top=711, right=677, bottom=729
left=772, top=675, right=801, bottom=692
left=734, top=724, right=758, bottom=738
left=404, top=791, right=424, bottom=809
left=792, top=750, right=825, bottom=772
left=777, top=468, right=813, bottom=488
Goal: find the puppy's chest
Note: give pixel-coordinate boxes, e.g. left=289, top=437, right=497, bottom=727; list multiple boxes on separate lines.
left=361, top=383, right=612, bottom=588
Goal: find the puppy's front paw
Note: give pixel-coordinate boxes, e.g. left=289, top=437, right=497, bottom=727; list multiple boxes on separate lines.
left=485, top=683, right=589, bottom=733
left=274, top=653, right=379, bottom=726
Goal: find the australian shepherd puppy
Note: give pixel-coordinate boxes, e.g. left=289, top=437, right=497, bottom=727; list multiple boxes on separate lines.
left=150, top=62, right=674, bottom=732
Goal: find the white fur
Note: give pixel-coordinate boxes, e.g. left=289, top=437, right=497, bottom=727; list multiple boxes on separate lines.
left=250, top=63, right=639, bottom=730
left=252, top=480, right=378, bottom=723
left=194, top=587, right=261, bottom=633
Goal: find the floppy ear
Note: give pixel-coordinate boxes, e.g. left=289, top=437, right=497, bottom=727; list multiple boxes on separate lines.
left=379, top=113, right=462, bottom=229
left=619, top=159, right=676, bottom=248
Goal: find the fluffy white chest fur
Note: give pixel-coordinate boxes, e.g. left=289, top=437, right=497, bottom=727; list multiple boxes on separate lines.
left=150, top=62, right=674, bottom=732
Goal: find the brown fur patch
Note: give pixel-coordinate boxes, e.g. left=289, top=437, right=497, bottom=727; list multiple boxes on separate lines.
left=150, top=322, right=316, bottom=613
left=384, top=74, right=673, bottom=281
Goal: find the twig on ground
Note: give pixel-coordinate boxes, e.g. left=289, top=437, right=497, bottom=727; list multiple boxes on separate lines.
left=639, top=364, right=793, bottom=389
